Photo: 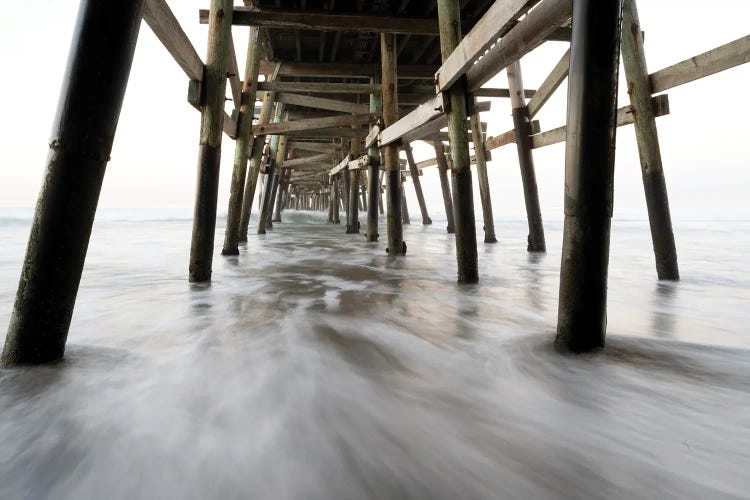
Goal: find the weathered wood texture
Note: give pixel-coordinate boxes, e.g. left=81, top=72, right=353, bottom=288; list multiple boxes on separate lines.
left=143, top=0, right=237, bottom=138
left=189, top=0, right=233, bottom=283
left=650, top=35, right=750, bottom=93
left=438, top=0, right=478, bottom=283
left=465, top=0, right=573, bottom=93
left=222, top=26, right=263, bottom=256
left=622, top=0, right=678, bottom=280
left=469, top=111, right=497, bottom=243
left=277, top=93, right=370, bottom=114
left=435, top=0, right=539, bottom=92
left=527, top=48, right=570, bottom=119
left=254, top=113, right=377, bottom=136
left=201, top=8, right=441, bottom=35
left=2, top=0, right=146, bottom=365
left=379, top=94, right=447, bottom=146
left=381, top=33, right=404, bottom=255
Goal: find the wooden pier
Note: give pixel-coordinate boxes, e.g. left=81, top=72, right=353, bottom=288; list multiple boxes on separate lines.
left=3, top=0, right=750, bottom=364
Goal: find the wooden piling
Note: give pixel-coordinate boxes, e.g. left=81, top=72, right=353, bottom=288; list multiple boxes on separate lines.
left=508, top=61, right=546, bottom=252
left=433, top=141, right=456, bottom=233
left=272, top=167, right=288, bottom=223
left=403, top=144, right=432, bottom=225
left=327, top=178, right=335, bottom=222
left=222, top=26, right=263, bottom=255
left=556, top=0, right=624, bottom=352
left=189, top=0, right=233, bottom=282
left=267, top=134, right=288, bottom=227
left=400, top=180, right=411, bottom=225
left=621, top=0, right=679, bottom=280
left=2, top=0, right=146, bottom=365
left=381, top=33, right=405, bottom=254
left=437, top=0, right=478, bottom=282
left=346, top=137, right=361, bottom=234
left=333, top=175, right=341, bottom=224
left=469, top=110, right=497, bottom=243
left=238, top=92, right=275, bottom=242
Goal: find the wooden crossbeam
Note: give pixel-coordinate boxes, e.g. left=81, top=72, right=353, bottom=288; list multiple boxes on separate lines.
left=253, top=113, right=377, bottom=136
left=532, top=94, right=670, bottom=149
left=465, top=0, right=573, bottom=93
left=650, top=35, right=750, bottom=93
left=282, top=152, right=332, bottom=168
left=200, top=7, right=441, bottom=35
left=526, top=48, right=570, bottom=119
left=258, top=61, right=437, bottom=79
left=259, top=82, right=380, bottom=94
left=399, top=101, right=491, bottom=144
left=484, top=120, right=541, bottom=150
left=284, top=127, right=369, bottom=138
left=143, top=0, right=237, bottom=138
left=277, top=93, right=370, bottom=114
left=474, top=88, right=535, bottom=99
left=378, top=94, right=447, bottom=147
left=435, top=0, right=540, bottom=92
left=330, top=155, right=353, bottom=175
left=288, top=142, right=340, bottom=153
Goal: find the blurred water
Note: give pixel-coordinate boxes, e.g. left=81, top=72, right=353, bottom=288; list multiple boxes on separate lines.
left=1, top=209, right=749, bottom=499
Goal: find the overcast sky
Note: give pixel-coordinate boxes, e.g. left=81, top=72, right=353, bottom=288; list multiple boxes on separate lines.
left=0, top=1, right=748, bottom=220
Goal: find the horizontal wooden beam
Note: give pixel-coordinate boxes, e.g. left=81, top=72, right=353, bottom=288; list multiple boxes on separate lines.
left=531, top=94, right=669, bottom=149
left=200, top=8, right=441, bottom=35
left=650, top=35, right=750, bottom=94
left=277, top=92, right=370, bottom=114
left=378, top=94, right=448, bottom=146
left=474, top=88, right=535, bottom=99
left=284, top=127, right=369, bottom=138
left=253, top=113, right=377, bottom=136
left=465, top=0, right=573, bottom=93
left=259, top=81, right=380, bottom=94
left=258, top=61, right=438, bottom=79
left=288, top=141, right=340, bottom=153
left=282, top=152, right=332, bottom=168
left=484, top=120, right=541, bottom=150
left=435, top=0, right=540, bottom=93
left=330, top=154, right=353, bottom=175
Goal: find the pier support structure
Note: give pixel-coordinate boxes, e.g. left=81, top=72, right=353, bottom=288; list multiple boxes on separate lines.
left=222, top=26, right=262, bottom=255
left=403, top=144, right=432, bottom=225
left=508, top=61, right=546, bottom=252
left=469, top=109, right=497, bottom=243
left=2, top=0, right=145, bottom=365
left=346, top=136, right=361, bottom=234
left=556, top=0, right=625, bottom=352
left=621, top=0, right=679, bottom=280
left=434, top=141, right=455, bottom=234
left=238, top=92, right=275, bottom=242
left=381, top=33, right=405, bottom=254
left=189, top=0, right=233, bottom=282
left=437, top=0, right=478, bottom=282
left=366, top=82, right=381, bottom=242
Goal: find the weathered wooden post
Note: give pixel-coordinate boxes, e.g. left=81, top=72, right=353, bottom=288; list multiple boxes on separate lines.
left=508, top=61, right=546, bottom=252
left=346, top=137, right=361, bottom=234
left=342, top=162, right=351, bottom=222
left=189, top=0, right=233, bottom=282
left=400, top=179, right=411, bottom=225
left=327, top=178, right=335, bottom=222
left=1, top=0, right=145, bottom=365
left=433, top=141, right=455, bottom=234
left=257, top=106, right=284, bottom=234
left=469, top=110, right=497, bottom=243
left=267, top=134, right=288, bottom=228
left=556, top=0, right=624, bottom=352
left=222, top=26, right=262, bottom=255
left=238, top=93, right=275, bottom=242
left=437, top=0, right=478, bottom=282
left=360, top=181, right=368, bottom=211
left=403, top=144, right=432, bottom=225
left=381, top=33, right=405, bottom=254
left=333, top=175, right=341, bottom=224
left=272, top=167, right=288, bottom=223
left=378, top=170, right=385, bottom=215
left=621, top=0, right=679, bottom=280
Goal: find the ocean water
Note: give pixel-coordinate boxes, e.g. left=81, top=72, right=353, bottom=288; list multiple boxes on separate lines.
left=0, top=208, right=749, bottom=499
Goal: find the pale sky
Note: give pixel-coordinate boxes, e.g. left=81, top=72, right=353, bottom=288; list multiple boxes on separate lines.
left=0, top=1, right=748, bottom=220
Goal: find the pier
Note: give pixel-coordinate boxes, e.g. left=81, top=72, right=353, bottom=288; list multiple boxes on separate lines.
left=3, top=0, right=750, bottom=365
